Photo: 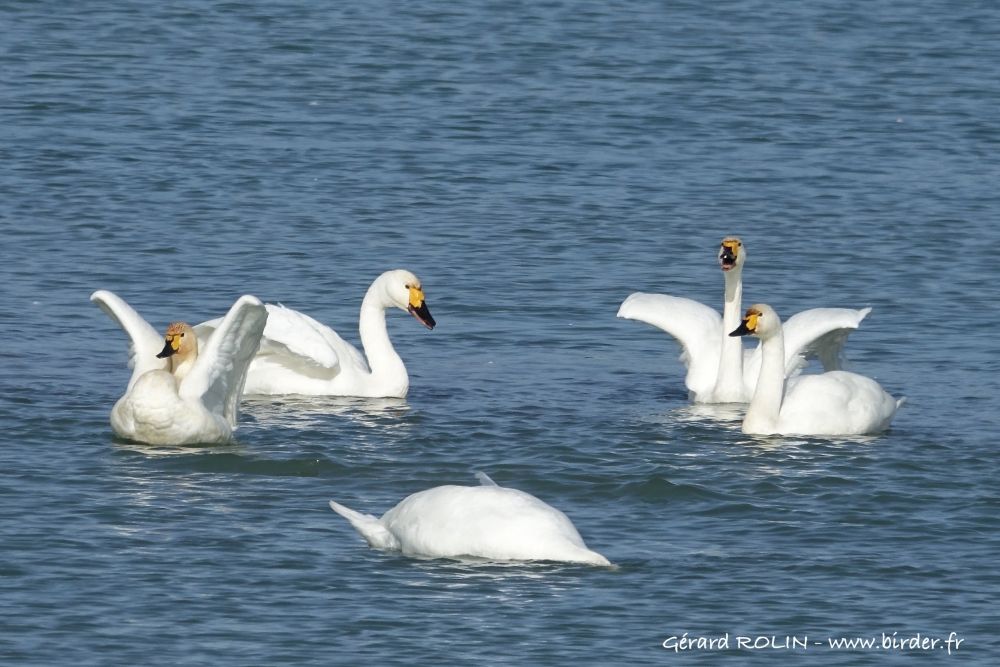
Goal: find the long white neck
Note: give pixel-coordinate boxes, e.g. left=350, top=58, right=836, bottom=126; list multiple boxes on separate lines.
left=713, top=267, right=745, bottom=398
left=171, top=352, right=197, bottom=384
left=743, top=325, right=785, bottom=433
left=357, top=278, right=408, bottom=394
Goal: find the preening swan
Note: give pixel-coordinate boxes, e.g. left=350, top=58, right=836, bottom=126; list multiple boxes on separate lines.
left=196, top=269, right=435, bottom=398
left=91, top=290, right=267, bottom=445
left=329, top=473, right=610, bottom=566
left=617, top=237, right=871, bottom=403
left=730, top=304, right=903, bottom=436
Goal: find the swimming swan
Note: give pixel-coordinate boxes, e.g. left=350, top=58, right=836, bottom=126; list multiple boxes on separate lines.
left=196, top=269, right=435, bottom=398
left=730, top=304, right=903, bottom=436
left=91, top=290, right=267, bottom=445
left=329, top=473, right=611, bottom=566
left=617, top=237, right=871, bottom=403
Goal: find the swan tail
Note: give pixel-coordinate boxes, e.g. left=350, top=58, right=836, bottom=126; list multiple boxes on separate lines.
left=474, top=472, right=498, bottom=487
left=895, top=396, right=907, bottom=410
left=329, top=500, right=399, bottom=550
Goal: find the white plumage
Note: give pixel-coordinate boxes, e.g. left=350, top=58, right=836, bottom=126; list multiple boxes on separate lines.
left=617, top=237, right=870, bottom=403
left=329, top=473, right=610, bottom=566
left=731, top=303, right=903, bottom=436
left=91, top=290, right=267, bottom=445
left=196, top=269, right=435, bottom=398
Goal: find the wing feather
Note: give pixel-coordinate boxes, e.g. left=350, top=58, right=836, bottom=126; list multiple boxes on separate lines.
left=617, top=292, right=723, bottom=395
left=781, top=307, right=872, bottom=374
left=180, top=295, right=268, bottom=427
left=90, top=290, right=168, bottom=391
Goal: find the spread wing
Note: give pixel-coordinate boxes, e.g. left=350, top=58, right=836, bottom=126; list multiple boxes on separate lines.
left=256, top=304, right=350, bottom=372
left=90, top=290, right=168, bottom=391
left=180, top=295, right=268, bottom=427
left=781, top=307, right=872, bottom=374
left=195, top=303, right=368, bottom=378
left=617, top=292, right=722, bottom=394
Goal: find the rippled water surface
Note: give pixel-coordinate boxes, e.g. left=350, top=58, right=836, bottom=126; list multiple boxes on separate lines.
left=2, top=1, right=999, bottom=664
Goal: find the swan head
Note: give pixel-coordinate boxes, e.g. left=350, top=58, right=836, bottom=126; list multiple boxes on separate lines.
left=384, top=269, right=436, bottom=330
left=729, top=304, right=779, bottom=339
left=156, top=322, right=198, bottom=360
left=719, top=237, right=744, bottom=272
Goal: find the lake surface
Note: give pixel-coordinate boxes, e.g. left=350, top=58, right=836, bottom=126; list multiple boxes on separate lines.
left=2, top=1, right=999, bottom=664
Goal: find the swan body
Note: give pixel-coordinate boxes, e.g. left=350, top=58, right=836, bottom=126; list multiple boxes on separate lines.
left=731, top=304, right=903, bottom=436
left=329, top=473, right=610, bottom=566
left=617, top=237, right=871, bottom=403
left=91, top=290, right=267, bottom=445
left=196, top=269, right=435, bottom=398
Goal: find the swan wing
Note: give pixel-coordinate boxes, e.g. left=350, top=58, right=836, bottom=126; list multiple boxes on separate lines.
left=90, top=290, right=168, bottom=391
left=258, top=304, right=346, bottom=371
left=781, top=307, right=872, bottom=374
left=196, top=303, right=357, bottom=376
left=180, top=295, right=267, bottom=427
left=617, top=293, right=722, bottom=393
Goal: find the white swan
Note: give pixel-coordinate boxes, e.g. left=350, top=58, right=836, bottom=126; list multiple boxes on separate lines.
left=329, top=473, right=610, bottom=566
left=617, top=237, right=871, bottom=403
left=730, top=304, right=903, bottom=436
left=91, top=290, right=267, bottom=445
left=196, top=269, right=435, bottom=398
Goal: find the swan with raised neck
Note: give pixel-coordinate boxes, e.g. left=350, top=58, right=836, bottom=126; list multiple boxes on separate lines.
left=712, top=237, right=747, bottom=402
left=617, top=236, right=872, bottom=404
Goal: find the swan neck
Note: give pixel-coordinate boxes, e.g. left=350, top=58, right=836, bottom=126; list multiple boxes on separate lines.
left=715, top=269, right=744, bottom=390
left=745, top=326, right=785, bottom=431
left=171, top=352, right=197, bottom=384
left=358, top=282, right=407, bottom=383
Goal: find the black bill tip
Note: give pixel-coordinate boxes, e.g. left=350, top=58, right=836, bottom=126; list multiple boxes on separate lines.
left=408, top=302, right=436, bottom=330
left=729, top=322, right=752, bottom=337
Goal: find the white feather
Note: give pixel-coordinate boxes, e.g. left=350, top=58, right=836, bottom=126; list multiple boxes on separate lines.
left=329, top=475, right=610, bottom=566
left=91, top=290, right=267, bottom=445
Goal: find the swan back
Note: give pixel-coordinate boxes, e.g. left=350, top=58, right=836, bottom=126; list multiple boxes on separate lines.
left=778, top=371, right=901, bottom=435
left=330, top=477, right=609, bottom=566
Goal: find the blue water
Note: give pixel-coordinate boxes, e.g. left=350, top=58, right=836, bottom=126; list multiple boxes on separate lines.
left=2, top=1, right=999, bottom=664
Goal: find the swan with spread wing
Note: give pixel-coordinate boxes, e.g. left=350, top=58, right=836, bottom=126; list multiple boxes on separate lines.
left=91, top=290, right=267, bottom=445
left=617, top=237, right=870, bottom=403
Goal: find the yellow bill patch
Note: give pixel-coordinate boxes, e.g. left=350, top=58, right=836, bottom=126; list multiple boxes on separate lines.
left=744, top=310, right=760, bottom=332
left=408, top=286, right=425, bottom=308
left=721, top=238, right=741, bottom=255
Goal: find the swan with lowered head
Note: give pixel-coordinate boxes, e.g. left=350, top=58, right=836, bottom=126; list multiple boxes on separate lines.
left=730, top=303, right=903, bottom=436
left=329, top=473, right=610, bottom=566
left=617, top=237, right=871, bottom=403
left=197, top=269, right=435, bottom=398
left=91, top=290, right=267, bottom=445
